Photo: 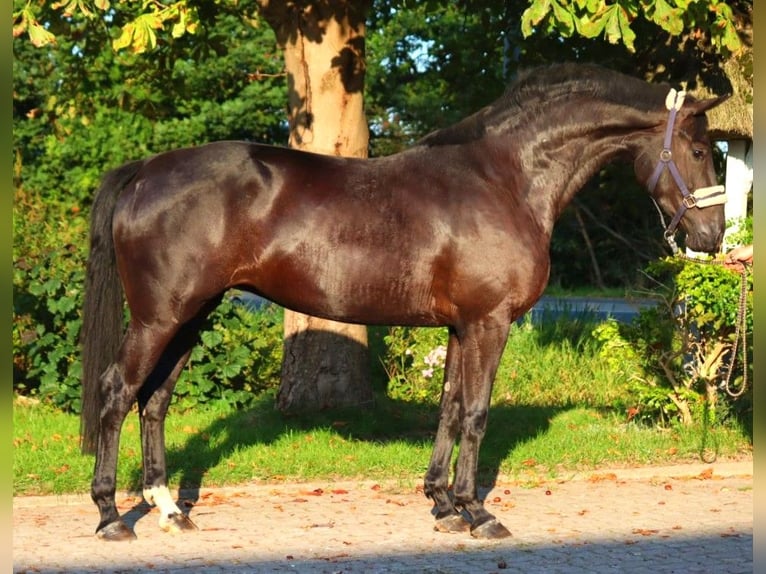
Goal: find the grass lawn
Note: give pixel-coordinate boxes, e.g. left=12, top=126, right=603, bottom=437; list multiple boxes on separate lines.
left=14, top=313, right=752, bottom=496
left=13, top=390, right=751, bottom=497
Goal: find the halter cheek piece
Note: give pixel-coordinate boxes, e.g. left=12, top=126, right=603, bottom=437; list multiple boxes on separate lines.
left=647, top=88, right=726, bottom=254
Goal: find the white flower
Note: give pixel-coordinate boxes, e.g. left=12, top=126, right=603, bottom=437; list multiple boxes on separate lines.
left=424, top=345, right=447, bottom=368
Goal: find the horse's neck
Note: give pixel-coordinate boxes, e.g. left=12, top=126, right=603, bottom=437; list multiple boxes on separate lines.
left=502, top=101, right=661, bottom=236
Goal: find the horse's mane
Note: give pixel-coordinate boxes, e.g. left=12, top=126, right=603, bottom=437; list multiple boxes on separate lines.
left=417, top=63, right=670, bottom=147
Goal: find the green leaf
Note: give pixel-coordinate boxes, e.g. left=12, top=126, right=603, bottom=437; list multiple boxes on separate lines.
left=576, top=12, right=608, bottom=37
left=551, top=0, right=576, bottom=36
left=651, top=0, right=683, bottom=35
left=221, top=363, right=242, bottom=379
left=586, top=0, right=605, bottom=12
left=521, top=0, right=552, bottom=37
left=27, top=19, right=56, bottom=48
left=716, top=17, right=743, bottom=54
left=617, top=5, right=637, bottom=51
left=200, top=330, right=223, bottom=348
left=112, top=22, right=136, bottom=51
left=603, top=5, right=622, bottom=45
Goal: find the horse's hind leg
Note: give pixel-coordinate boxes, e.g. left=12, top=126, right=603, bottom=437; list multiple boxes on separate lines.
left=424, top=330, right=470, bottom=533
left=138, top=349, right=195, bottom=533
left=138, top=302, right=219, bottom=533
left=91, top=320, right=183, bottom=540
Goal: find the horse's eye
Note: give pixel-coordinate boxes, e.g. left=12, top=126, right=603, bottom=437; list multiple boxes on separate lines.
left=693, top=148, right=705, bottom=161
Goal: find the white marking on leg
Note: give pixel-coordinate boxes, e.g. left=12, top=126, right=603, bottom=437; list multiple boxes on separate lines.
left=144, top=486, right=184, bottom=531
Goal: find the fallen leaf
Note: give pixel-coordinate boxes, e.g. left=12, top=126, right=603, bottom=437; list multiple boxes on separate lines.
left=299, top=488, right=323, bottom=496
left=587, top=473, right=617, bottom=483
left=698, top=468, right=714, bottom=480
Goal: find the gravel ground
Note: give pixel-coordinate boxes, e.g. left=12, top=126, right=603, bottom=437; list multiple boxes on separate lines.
left=13, top=460, right=753, bottom=573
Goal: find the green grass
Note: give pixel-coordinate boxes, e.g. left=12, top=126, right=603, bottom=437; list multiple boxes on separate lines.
left=13, top=316, right=752, bottom=496
left=13, top=394, right=750, bottom=497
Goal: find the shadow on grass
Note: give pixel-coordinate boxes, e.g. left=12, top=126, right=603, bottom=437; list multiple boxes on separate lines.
left=121, top=393, right=561, bottom=505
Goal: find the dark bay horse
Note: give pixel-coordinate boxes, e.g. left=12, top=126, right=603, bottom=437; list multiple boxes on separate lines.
left=80, top=63, right=727, bottom=541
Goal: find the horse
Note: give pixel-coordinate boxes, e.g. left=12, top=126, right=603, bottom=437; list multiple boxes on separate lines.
left=80, top=63, right=727, bottom=541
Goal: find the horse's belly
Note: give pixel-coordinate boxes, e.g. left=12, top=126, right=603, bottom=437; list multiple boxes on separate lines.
left=251, top=249, right=444, bottom=326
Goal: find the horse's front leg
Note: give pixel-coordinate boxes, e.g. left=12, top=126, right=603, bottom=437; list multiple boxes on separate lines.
left=452, top=318, right=512, bottom=539
left=424, top=330, right=470, bottom=532
left=91, top=362, right=139, bottom=541
left=138, top=349, right=197, bottom=534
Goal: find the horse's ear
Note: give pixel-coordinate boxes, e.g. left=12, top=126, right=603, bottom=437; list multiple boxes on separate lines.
left=686, top=94, right=731, bottom=115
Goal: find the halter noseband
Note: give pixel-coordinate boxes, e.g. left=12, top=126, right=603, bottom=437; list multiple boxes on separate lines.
left=648, top=88, right=726, bottom=254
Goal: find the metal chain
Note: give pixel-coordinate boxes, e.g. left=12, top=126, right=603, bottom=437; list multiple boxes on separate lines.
left=674, top=252, right=750, bottom=397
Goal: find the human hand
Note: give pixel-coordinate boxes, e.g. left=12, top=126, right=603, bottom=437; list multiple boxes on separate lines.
left=724, top=244, right=753, bottom=271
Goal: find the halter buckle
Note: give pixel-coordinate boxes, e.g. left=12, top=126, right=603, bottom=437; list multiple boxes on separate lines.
left=682, top=195, right=697, bottom=209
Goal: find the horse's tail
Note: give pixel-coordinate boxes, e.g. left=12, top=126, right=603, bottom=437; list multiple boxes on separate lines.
left=80, top=160, right=143, bottom=455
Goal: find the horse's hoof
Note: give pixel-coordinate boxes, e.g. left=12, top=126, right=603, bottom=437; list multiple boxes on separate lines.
left=434, top=512, right=471, bottom=533
left=96, top=520, right=137, bottom=541
left=160, top=512, right=198, bottom=533
left=471, top=518, right=512, bottom=539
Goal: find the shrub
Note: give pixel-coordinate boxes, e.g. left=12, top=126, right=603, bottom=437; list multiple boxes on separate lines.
left=615, top=249, right=752, bottom=427
left=13, top=193, right=88, bottom=411
left=173, top=298, right=284, bottom=411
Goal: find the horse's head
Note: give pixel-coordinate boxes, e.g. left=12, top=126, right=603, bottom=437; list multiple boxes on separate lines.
left=634, top=91, right=728, bottom=254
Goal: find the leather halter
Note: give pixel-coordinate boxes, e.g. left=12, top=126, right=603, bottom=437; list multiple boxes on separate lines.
left=648, top=89, right=726, bottom=254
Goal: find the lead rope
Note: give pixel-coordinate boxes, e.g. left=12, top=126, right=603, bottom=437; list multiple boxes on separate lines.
left=680, top=254, right=750, bottom=464
left=670, top=247, right=750, bottom=398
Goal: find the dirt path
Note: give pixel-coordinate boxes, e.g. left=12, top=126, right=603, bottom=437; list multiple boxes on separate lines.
left=13, top=461, right=752, bottom=573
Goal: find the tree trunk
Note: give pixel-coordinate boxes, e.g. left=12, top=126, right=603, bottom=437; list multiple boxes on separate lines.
left=258, top=1, right=373, bottom=412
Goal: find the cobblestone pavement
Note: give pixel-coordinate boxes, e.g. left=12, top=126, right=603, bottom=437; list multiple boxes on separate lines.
left=14, top=461, right=752, bottom=574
